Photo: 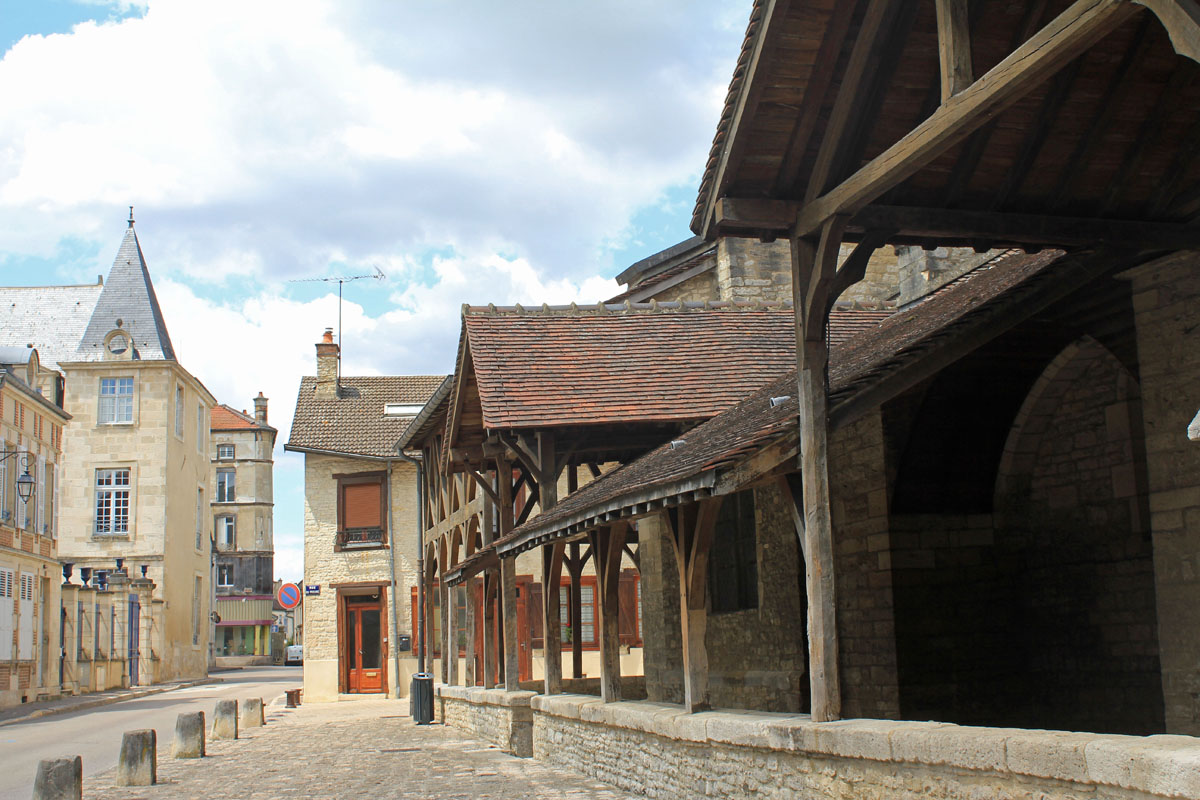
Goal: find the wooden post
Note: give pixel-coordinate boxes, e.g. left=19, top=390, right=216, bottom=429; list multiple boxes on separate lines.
left=542, top=541, right=565, bottom=694
left=568, top=543, right=584, bottom=679
left=496, top=455, right=520, bottom=691
left=464, top=577, right=478, bottom=686
left=447, top=584, right=459, bottom=687
left=791, top=221, right=844, bottom=723
left=482, top=572, right=496, bottom=687
left=935, top=0, right=973, bottom=102
left=665, top=499, right=722, bottom=713
left=591, top=523, right=629, bottom=702
left=440, top=576, right=450, bottom=684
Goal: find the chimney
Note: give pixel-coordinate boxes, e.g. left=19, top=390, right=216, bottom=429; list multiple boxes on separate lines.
left=315, top=328, right=339, bottom=399
left=253, top=392, right=268, bottom=424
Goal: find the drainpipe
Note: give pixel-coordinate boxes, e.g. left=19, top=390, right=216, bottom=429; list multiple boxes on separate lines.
left=385, top=460, right=401, bottom=698
left=393, top=451, right=425, bottom=676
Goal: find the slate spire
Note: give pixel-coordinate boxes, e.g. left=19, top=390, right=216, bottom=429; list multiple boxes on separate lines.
left=75, top=216, right=176, bottom=361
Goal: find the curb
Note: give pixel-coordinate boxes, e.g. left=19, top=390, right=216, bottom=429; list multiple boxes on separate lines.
left=0, top=677, right=224, bottom=728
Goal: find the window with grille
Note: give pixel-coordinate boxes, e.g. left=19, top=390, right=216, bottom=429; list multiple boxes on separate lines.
left=94, top=468, right=131, bottom=535
left=709, top=489, right=759, bottom=614
left=336, top=472, right=386, bottom=548
left=216, top=470, right=235, bottom=502
left=98, top=378, right=134, bottom=424
left=216, top=444, right=234, bottom=460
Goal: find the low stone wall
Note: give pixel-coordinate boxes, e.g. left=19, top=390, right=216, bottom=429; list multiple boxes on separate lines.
left=532, top=694, right=1200, bottom=800
left=437, top=686, right=536, bottom=757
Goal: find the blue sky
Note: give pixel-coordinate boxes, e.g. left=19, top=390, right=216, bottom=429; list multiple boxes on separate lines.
left=0, top=0, right=745, bottom=580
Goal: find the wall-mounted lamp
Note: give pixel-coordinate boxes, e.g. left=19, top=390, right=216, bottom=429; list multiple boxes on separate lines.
left=0, top=449, right=34, bottom=503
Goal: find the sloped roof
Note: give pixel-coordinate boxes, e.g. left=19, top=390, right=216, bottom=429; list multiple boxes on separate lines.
left=0, top=283, right=103, bottom=370
left=606, top=244, right=717, bottom=303
left=211, top=404, right=275, bottom=433
left=74, top=223, right=175, bottom=362
left=286, top=375, right=446, bottom=458
left=461, top=301, right=887, bottom=431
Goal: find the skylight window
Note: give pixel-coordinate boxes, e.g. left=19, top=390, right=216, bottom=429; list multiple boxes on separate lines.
left=384, top=403, right=424, bottom=416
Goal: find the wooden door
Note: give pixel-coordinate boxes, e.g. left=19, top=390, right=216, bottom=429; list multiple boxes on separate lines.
left=345, top=602, right=383, bottom=693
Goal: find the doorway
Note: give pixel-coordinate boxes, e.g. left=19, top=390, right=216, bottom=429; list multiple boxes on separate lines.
left=340, top=589, right=387, bottom=694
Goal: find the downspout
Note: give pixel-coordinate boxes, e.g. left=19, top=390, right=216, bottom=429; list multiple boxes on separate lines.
left=393, top=451, right=425, bottom=676
left=385, top=460, right=401, bottom=698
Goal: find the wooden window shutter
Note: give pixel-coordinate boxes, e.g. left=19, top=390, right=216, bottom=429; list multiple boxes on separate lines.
left=529, top=583, right=544, bottom=649
left=618, top=572, right=637, bottom=646
left=343, top=481, right=381, bottom=528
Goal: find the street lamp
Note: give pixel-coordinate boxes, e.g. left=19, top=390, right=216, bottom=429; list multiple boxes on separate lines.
left=0, top=450, right=34, bottom=504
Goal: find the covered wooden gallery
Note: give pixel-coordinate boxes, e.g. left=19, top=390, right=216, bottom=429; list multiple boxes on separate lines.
left=411, top=1, right=1200, bottom=798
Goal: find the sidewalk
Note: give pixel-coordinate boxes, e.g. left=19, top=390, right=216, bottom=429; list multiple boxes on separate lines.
left=85, top=698, right=641, bottom=800
left=0, top=677, right=221, bottom=728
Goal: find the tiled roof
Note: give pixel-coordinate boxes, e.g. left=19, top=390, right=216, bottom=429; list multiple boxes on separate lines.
left=499, top=249, right=1070, bottom=553
left=75, top=223, right=176, bottom=362
left=211, top=405, right=275, bottom=433
left=605, top=245, right=717, bottom=303
left=462, top=301, right=887, bottom=431
left=0, top=283, right=103, bottom=371
left=286, top=375, right=447, bottom=458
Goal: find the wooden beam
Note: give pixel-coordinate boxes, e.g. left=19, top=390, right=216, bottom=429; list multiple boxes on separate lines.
left=847, top=205, right=1200, bottom=249
left=714, top=430, right=801, bottom=497
left=827, top=233, right=891, bottom=308
left=664, top=499, right=722, bottom=713
left=800, top=217, right=849, bottom=340
left=777, top=474, right=806, bottom=557
left=567, top=542, right=584, bottom=679
left=793, top=0, right=1141, bottom=238
left=715, top=197, right=799, bottom=233
left=1134, top=0, right=1200, bottom=62
left=591, top=523, right=629, bottom=702
left=464, top=576, right=478, bottom=686
left=542, top=541, right=565, bottom=695
left=482, top=572, right=496, bottom=687
left=936, top=0, right=973, bottom=102
left=699, top=0, right=791, bottom=238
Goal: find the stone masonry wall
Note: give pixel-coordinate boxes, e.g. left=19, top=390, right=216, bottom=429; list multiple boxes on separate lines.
left=631, top=514, right=683, bottom=703
left=1127, top=251, right=1200, bottom=735
left=438, top=686, right=535, bottom=757
left=716, top=239, right=792, bottom=303
left=532, top=694, right=1200, bottom=800
left=828, top=410, right=900, bottom=719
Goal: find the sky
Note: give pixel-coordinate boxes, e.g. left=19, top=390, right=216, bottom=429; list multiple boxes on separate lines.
left=0, top=0, right=746, bottom=583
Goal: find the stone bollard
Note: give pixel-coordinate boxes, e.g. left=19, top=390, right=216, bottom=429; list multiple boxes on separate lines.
left=32, top=756, right=82, bottom=800
left=240, top=697, right=264, bottom=728
left=212, top=699, right=238, bottom=740
left=116, top=729, right=156, bottom=786
left=173, top=711, right=206, bottom=758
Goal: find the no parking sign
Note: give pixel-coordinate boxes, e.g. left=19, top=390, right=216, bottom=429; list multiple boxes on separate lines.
left=277, top=582, right=302, bottom=610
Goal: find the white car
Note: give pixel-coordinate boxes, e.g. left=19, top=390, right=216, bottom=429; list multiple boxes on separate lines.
left=285, top=644, right=303, bottom=666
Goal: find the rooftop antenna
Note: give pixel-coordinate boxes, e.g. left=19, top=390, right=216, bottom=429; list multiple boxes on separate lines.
left=288, top=266, right=386, bottom=390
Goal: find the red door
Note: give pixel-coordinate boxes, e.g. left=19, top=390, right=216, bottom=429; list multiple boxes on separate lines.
left=345, top=600, right=383, bottom=693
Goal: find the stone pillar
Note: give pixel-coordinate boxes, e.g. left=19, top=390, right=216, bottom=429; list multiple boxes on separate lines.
left=172, top=712, right=205, bottom=758
left=1126, top=253, right=1200, bottom=734
left=106, top=573, right=131, bottom=688
left=212, top=699, right=238, bottom=740
left=33, top=756, right=81, bottom=800
left=636, top=516, right=683, bottom=703
left=130, top=578, right=155, bottom=687
left=59, top=584, right=80, bottom=695
left=116, top=729, right=156, bottom=786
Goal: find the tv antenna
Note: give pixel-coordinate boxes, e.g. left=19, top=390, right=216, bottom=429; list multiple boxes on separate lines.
left=288, top=266, right=386, bottom=386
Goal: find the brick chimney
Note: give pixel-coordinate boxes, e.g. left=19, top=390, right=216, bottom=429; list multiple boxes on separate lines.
left=315, top=328, right=339, bottom=399
left=253, top=392, right=268, bottom=424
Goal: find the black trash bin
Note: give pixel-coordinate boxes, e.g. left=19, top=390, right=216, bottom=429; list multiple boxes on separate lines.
left=411, top=673, right=434, bottom=724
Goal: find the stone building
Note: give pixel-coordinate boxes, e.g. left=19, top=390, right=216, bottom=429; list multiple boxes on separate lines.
left=210, top=397, right=276, bottom=666
left=285, top=328, right=443, bottom=701
left=0, top=348, right=68, bottom=707
left=53, top=218, right=217, bottom=683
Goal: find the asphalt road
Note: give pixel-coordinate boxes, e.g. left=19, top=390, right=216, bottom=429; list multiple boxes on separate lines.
left=0, top=665, right=301, bottom=800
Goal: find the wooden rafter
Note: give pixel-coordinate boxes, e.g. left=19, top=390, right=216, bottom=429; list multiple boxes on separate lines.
left=1134, top=0, right=1200, bottom=62
left=935, top=0, right=973, bottom=102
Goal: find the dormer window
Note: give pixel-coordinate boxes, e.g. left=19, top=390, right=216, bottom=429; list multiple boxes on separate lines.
left=103, top=329, right=132, bottom=360
left=384, top=403, right=424, bottom=416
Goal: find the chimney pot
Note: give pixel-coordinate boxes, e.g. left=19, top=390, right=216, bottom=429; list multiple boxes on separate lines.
left=253, top=391, right=269, bottom=423
left=322, top=328, right=334, bottom=344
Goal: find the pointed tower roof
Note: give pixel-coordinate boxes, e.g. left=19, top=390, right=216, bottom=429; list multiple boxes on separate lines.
left=74, top=213, right=176, bottom=362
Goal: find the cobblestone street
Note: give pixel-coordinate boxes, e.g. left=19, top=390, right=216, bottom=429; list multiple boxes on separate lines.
left=84, top=698, right=639, bottom=800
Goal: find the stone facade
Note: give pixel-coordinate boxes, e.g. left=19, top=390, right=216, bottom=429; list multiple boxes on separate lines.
left=1127, top=252, right=1200, bottom=735
left=438, top=685, right=536, bottom=757
left=531, top=693, right=1200, bottom=800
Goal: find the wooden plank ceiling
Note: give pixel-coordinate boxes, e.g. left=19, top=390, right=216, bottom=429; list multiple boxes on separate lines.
left=694, top=0, right=1200, bottom=251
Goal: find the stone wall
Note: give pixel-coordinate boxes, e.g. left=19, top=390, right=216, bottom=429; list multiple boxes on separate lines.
left=715, top=239, right=792, bottom=303
left=532, top=694, right=1200, bottom=800
left=1127, top=251, right=1200, bottom=735
left=438, top=685, right=535, bottom=756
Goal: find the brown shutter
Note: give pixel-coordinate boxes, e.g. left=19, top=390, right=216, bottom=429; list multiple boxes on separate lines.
left=529, top=583, right=544, bottom=649
left=618, top=572, right=636, bottom=646
left=343, top=482, right=381, bottom=528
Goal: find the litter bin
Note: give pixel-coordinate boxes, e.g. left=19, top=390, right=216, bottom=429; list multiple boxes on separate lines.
left=411, top=673, right=434, bottom=724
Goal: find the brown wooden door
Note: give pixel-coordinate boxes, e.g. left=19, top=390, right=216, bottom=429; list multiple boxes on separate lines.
left=345, top=603, right=383, bottom=693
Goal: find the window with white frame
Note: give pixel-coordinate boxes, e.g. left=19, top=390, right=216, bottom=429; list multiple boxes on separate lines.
left=98, top=377, right=134, bottom=424
left=217, top=564, right=234, bottom=587
left=196, top=403, right=205, bottom=454
left=95, top=468, right=131, bottom=535
left=0, top=568, right=11, bottom=659
left=217, top=515, right=235, bottom=550
left=195, top=488, right=203, bottom=550
left=174, top=385, right=184, bottom=437
left=216, top=443, right=234, bottom=460
left=216, top=469, right=235, bottom=502
left=19, top=573, right=33, bottom=659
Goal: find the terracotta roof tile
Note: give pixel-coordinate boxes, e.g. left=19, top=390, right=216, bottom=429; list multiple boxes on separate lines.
left=462, top=301, right=888, bottom=430
left=286, top=375, right=446, bottom=458
left=211, top=404, right=275, bottom=432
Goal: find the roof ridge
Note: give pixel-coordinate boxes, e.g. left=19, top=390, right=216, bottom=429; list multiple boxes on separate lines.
left=463, top=299, right=796, bottom=317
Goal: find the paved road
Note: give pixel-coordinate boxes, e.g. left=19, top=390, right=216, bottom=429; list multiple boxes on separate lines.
left=0, top=665, right=301, bottom=800
left=85, top=697, right=637, bottom=800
